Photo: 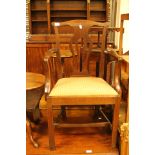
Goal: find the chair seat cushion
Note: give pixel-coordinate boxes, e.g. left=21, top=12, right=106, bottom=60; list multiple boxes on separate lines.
left=49, top=77, right=118, bottom=97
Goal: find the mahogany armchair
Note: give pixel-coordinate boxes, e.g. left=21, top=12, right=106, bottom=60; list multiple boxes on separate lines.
left=44, top=20, right=121, bottom=150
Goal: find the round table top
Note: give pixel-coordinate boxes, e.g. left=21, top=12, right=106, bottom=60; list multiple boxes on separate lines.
left=26, top=72, right=45, bottom=90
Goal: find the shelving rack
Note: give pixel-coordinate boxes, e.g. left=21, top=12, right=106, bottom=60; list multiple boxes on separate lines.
left=28, top=0, right=109, bottom=35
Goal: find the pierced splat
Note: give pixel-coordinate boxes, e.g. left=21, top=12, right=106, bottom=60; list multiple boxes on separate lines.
left=53, top=20, right=109, bottom=77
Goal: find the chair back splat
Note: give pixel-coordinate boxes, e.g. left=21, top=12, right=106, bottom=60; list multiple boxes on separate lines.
left=53, top=20, right=109, bottom=78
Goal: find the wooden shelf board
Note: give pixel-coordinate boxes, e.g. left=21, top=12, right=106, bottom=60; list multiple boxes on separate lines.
left=90, top=10, right=106, bottom=12
left=29, top=0, right=108, bottom=35
left=32, top=20, right=48, bottom=22
left=51, top=9, right=86, bottom=11
left=31, top=9, right=47, bottom=11
left=51, top=16, right=87, bottom=18
left=52, top=0, right=86, bottom=1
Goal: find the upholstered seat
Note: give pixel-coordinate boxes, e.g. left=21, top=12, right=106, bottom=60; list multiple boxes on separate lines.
left=50, top=77, right=118, bottom=97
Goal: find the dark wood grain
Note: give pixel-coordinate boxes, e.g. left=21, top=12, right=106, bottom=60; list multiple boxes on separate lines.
left=26, top=43, right=52, bottom=74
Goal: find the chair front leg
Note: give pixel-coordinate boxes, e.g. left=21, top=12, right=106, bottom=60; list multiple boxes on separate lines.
left=112, top=97, right=121, bottom=147
left=48, top=103, right=56, bottom=150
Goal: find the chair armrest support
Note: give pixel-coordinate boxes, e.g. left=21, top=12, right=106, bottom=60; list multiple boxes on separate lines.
left=43, top=48, right=58, bottom=99
left=104, top=48, right=122, bottom=97
left=114, top=60, right=122, bottom=98
left=106, top=60, right=122, bottom=98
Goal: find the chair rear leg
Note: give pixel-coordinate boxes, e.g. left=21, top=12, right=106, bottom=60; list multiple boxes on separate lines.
left=93, top=105, right=100, bottom=120
left=61, top=106, right=67, bottom=120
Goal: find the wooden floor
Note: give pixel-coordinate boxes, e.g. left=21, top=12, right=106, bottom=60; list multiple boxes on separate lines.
left=26, top=108, right=119, bottom=155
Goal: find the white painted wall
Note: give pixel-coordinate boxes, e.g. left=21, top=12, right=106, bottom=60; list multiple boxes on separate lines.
left=115, top=0, right=129, bottom=54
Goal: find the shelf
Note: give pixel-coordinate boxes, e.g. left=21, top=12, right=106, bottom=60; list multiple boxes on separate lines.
left=51, top=17, right=87, bottom=22
left=31, top=9, right=47, bottom=11
left=31, top=11, right=47, bottom=21
left=32, top=22, right=48, bottom=34
left=51, top=17, right=87, bottom=19
left=90, top=0, right=106, bottom=11
left=90, top=9, right=106, bottom=12
left=51, top=8, right=86, bottom=11
left=32, top=20, right=48, bottom=22
left=51, top=1, right=87, bottom=11
left=51, top=10, right=86, bottom=18
left=51, top=16, right=87, bottom=18
left=90, top=11, right=106, bottom=22
left=28, top=0, right=108, bottom=35
left=51, top=10, right=86, bottom=12
left=31, top=0, right=47, bottom=10
left=53, top=0, right=87, bottom=2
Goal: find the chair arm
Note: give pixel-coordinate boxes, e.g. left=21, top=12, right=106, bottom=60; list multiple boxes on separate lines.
left=44, top=48, right=58, bottom=60
left=43, top=48, right=58, bottom=98
left=105, top=48, right=122, bottom=60
left=105, top=48, right=122, bottom=97
left=106, top=59, right=122, bottom=97
left=114, top=60, right=122, bottom=98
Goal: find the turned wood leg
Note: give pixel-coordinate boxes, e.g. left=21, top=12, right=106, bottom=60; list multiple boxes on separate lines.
left=48, top=103, right=55, bottom=150
left=26, top=119, right=39, bottom=148
left=112, top=97, right=121, bottom=147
